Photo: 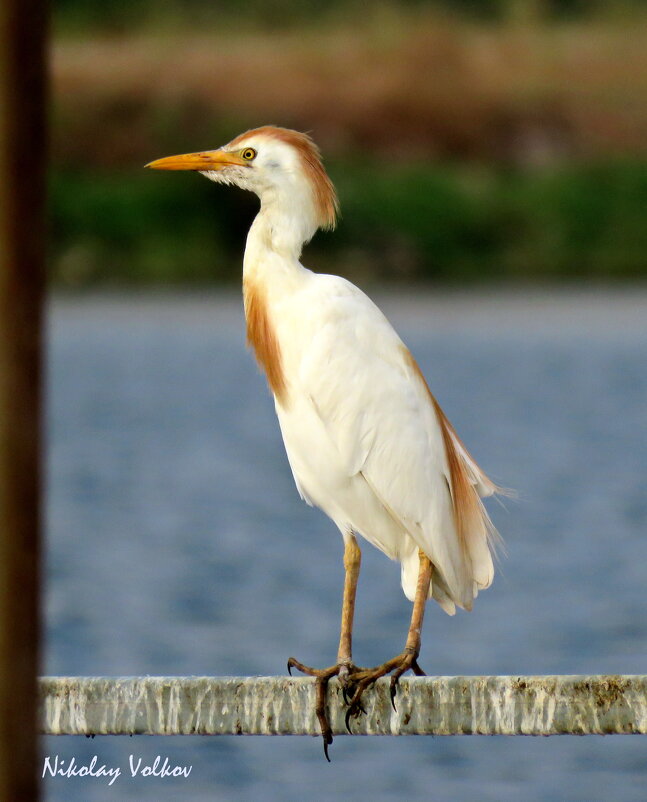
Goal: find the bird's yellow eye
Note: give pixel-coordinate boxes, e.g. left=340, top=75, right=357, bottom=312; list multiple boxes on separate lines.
left=241, top=147, right=257, bottom=161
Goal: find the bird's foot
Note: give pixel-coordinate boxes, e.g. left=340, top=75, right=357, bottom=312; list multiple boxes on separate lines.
left=342, top=648, right=426, bottom=731
left=287, top=651, right=424, bottom=757
left=287, top=657, right=365, bottom=761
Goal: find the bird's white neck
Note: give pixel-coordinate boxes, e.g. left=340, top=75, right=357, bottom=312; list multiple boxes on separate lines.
left=242, top=199, right=311, bottom=407
left=243, top=184, right=318, bottom=277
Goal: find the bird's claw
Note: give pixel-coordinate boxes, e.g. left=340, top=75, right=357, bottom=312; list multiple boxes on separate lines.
left=344, top=693, right=367, bottom=733
left=389, top=676, right=399, bottom=711
left=344, top=705, right=356, bottom=734
left=322, top=731, right=333, bottom=762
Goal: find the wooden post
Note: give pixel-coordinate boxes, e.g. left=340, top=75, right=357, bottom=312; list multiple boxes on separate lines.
left=0, top=0, right=47, bottom=797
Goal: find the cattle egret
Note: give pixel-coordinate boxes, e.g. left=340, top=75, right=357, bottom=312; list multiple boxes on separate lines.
left=147, top=127, right=502, bottom=758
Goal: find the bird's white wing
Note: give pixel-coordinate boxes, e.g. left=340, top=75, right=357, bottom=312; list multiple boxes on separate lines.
left=288, top=275, right=496, bottom=609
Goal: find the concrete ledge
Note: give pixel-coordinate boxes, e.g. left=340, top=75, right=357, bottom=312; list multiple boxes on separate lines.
left=39, top=675, right=647, bottom=737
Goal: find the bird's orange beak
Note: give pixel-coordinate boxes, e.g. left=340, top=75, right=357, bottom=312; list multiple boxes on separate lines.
left=145, top=149, right=246, bottom=171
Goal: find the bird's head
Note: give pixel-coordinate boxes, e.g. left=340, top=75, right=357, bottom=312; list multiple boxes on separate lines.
left=147, top=126, right=338, bottom=246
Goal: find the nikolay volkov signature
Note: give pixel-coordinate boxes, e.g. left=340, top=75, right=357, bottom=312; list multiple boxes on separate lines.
left=43, top=754, right=192, bottom=786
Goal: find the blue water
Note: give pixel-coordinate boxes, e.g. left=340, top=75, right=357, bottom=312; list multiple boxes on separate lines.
left=44, top=289, right=647, bottom=801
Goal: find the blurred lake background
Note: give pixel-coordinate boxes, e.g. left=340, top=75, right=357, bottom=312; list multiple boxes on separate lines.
left=51, top=0, right=647, bottom=286
left=45, top=1, right=647, bottom=800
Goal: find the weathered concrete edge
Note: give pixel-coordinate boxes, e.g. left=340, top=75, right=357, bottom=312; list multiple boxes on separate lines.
left=39, top=675, right=647, bottom=737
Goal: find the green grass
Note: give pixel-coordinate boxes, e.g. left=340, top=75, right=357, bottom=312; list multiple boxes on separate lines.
left=50, top=158, right=647, bottom=286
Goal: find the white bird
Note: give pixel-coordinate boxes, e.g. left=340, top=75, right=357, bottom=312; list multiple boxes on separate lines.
left=147, top=126, right=501, bottom=757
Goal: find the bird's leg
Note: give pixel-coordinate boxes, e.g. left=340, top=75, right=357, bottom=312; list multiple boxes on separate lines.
left=344, top=550, right=432, bottom=728
left=287, top=534, right=361, bottom=676
left=336, top=534, right=362, bottom=683
left=287, top=534, right=362, bottom=759
left=388, top=549, right=432, bottom=693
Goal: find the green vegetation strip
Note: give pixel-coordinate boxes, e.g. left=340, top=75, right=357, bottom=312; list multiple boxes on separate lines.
left=50, top=159, right=647, bottom=285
